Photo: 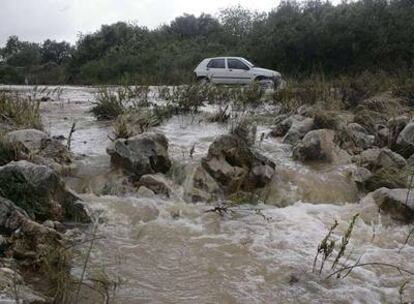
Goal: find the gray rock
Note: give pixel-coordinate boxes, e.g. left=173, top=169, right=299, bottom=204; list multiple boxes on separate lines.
left=292, top=129, right=344, bottom=162
left=137, top=186, right=156, bottom=197
left=352, top=148, right=406, bottom=171
left=346, top=123, right=375, bottom=150
left=0, top=267, right=52, bottom=303
left=270, top=115, right=305, bottom=138
left=0, top=161, right=90, bottom=223
left=372, top=187, right=414, bottom=222
left=107, top=132, right=171, bottom=179
left=183, top=165, right=222, bottom=203
left=352, top=167, right=373, bottom=184
left=4, top=129, right=49, bottom=152
left=282, top=117, right=314, bottom=145
left=352, top=148, right=382, bottom=170
left=202, top=134, right=275, bottom=194
left=376, top=148, right=407, bottom=169
left=395, top=122, right=414, bottom=158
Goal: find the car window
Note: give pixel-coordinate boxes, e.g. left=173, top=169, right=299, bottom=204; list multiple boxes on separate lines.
left=228, top=59, right=249, bottom=70
left=207, top=59, right=225, bottom=69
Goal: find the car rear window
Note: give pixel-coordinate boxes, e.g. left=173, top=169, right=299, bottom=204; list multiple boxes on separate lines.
left=207, top=59, right=225, bottom=69
left=228, top=59, right=249, bottom=70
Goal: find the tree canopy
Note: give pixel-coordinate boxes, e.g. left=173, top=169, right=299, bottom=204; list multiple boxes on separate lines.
left=0, top=0, right=413, bottom=84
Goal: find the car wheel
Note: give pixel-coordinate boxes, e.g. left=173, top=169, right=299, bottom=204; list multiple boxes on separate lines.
left=198, top=77, right=209, bottom=85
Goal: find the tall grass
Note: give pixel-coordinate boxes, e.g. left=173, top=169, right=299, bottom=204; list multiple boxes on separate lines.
left=0, top=92, right=42, bottom=130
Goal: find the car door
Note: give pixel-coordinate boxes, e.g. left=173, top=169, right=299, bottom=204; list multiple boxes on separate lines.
left=206, top=59, right=226, bottom=84
left=227, top=58, right=252, bottom=84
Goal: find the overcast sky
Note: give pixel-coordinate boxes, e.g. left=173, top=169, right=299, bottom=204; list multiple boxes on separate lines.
left=0, top=0, right=342, bottom=46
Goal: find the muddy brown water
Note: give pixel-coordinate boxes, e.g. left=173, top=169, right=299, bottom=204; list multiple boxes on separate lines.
left=2, top=85, right=414, bottom=303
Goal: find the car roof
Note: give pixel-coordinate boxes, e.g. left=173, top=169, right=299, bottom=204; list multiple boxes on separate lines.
left=207, top=57, right=245, bottom=60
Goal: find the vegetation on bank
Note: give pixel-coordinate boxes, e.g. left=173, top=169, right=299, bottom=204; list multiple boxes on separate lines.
left=0, top=0, right=413, bottom=85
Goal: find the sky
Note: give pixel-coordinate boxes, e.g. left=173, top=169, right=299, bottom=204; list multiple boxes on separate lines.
left=0, top=0, right=282, bottom=46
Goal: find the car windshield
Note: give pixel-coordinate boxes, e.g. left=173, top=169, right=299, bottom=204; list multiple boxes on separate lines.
left=240, top=58, right=255, bottom=67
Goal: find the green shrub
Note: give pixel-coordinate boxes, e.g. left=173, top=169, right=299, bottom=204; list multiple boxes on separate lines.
left=90, top=88, right=126, bottom=120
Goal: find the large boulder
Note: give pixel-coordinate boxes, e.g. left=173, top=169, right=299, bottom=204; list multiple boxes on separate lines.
left=292, top=129, right=346, bottom=162
left=395, top=121, right=414, bottom=158
left=282, top=117, right=314, bottom=145
left=201, top=134, right=275, bottom=194
left=371, top=187, right=414, bottom=223
left=4, top=129, right=49, bottom=152
left=0, top=161, right=90, bottom=223
left=107, top=132, right=171, bottom=179
left=352, top=148, right=406, bottom=171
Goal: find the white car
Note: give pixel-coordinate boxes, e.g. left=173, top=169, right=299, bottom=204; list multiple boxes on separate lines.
left=194, top=57, right=282, bottom=88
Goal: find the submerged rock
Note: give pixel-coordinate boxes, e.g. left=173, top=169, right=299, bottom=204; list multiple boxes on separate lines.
left=138, top=174, right=173, bottom=197
left=202, top=134, right=275, bottom=194
left=292, top=129, right=347, bottom=162
left=0, top=161, right=90, bottom=223
left=107, top=132, right=171, bottom=179
left=371, top=187, right=414, bottom=223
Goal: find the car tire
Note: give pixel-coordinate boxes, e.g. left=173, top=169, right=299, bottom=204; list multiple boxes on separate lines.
left=198, top=77, right=209, bottom=85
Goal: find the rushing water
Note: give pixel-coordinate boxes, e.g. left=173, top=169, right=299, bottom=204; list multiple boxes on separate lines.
left=3, top=85, right=414, bottom=303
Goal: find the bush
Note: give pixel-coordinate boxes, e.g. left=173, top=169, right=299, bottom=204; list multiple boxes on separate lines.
left=312, top=109, right=340, bottom=130
left=90, top=88, right=126, bottom=120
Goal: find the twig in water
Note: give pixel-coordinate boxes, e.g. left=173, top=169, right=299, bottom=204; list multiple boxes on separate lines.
left=67, top=122, right=76, bottom=151
left=75, top=222, right=98, bottom=302
left=326, top=262, right=414, bottom=280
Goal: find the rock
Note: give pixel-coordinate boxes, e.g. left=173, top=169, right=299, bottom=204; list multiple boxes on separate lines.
left=352, top=167, right=373, bottom=185
left=107, top=132, right=171, bottom=179
left=270, top=115, right=305, bottom=137
left=0, top=267, right=52, bottom=303
left=137, top=186, right=156, bottom=197
left=352, top=148, right=406, bottom=171
left=138, top=174, right=173, bottom=197
left=352, top=148, right=382, bottom=170
left=282, top=117, right=314, bottom=145
left=376, top=148, right=407, bottom=170
left=297, top=104, right=313, bottom=116
left=292, top=129, right=345, bottom=162
left=183, top=165, right=222, bottom=203
left=4, top=129, right=49, bottom=152
left=395, top=122, right=414, bottom=158
left=202, top=134, right=275, bottom=194
left=37, top=138, right=72, bottom=164
left=371, top=187, right=414, bottom=222
left=0, top=161, right=90, bottom=223
left=346, top=123, right=375, bottom=150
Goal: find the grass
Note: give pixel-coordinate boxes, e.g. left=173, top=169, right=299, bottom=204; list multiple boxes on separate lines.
left=0, top=92, right=42, bottom=130
left=90, top=88, right=126, bottom=120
